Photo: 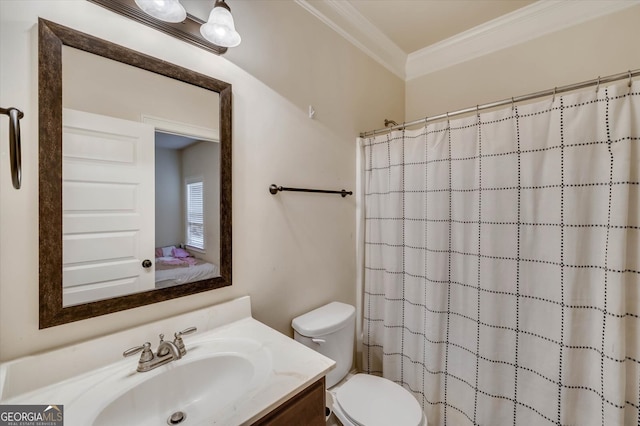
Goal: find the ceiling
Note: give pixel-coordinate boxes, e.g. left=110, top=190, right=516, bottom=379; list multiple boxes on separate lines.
left=348, top=0, right=535, bottom=55
left=295, top=0, right=637, bottom=80
left=155, top=132, right=199, bottom=150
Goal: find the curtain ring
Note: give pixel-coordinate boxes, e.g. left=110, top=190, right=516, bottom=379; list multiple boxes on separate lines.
left=628, top=70, right=633, bottom=94
left=552, top=87, right=557, bottom=103
left=511, top=97, right=515, bottom=110
left=596, top=76, right=601, bottom=93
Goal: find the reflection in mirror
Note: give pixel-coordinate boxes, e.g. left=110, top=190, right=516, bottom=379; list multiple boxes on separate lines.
left=154, top=132, right=221, bottom=290
left=39, top=19, right=232, bottom=328
left=61, top=46, right=221, bottom=306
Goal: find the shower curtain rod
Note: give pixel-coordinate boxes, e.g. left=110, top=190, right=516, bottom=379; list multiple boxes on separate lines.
left=359, top=68, right=640, bottom=138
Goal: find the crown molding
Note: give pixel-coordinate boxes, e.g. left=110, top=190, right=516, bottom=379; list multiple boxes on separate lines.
left=296, top=0, right=639, bottom=82
left=295, top=0, right=407, bottom=79
left=406, top=0, right=639, bottom=80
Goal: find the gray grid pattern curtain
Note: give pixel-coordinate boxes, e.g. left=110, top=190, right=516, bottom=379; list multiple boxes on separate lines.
left=361, top=80, right=640, bottom=425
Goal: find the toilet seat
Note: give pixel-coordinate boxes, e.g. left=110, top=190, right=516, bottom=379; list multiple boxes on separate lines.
left=334, top=374, right=424, bottom=426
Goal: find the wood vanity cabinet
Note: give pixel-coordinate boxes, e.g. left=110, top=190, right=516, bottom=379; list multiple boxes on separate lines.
left=252, top=377, right=326, bottom=426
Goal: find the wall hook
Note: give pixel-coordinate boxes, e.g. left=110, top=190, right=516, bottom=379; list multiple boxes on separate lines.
left=0, top=107, right=24, bottom=189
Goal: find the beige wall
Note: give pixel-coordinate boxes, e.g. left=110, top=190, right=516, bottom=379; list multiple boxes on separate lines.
left=0, top=0, right=404, bottom=361
left=182, top=141, right=220, bottom=265
left=406, top=5, right=640, bottom=121
left=224, top=0, right=404, bottom=139
left=155, top=147, right=183, bottom=248
left=62, top=46, right=218, bottom=128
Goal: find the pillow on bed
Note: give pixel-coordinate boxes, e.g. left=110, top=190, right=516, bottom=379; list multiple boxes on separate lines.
left=172, top=247, right=190, bottom=258
left=161, top=246, right=176, bottom=257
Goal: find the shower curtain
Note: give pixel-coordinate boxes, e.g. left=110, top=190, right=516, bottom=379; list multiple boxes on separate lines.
left=360, top=80, right=640, bottom=425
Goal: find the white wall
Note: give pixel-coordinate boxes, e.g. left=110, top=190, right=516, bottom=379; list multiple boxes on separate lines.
left=155, top=147, right=183, bottom=248
left=406, top=5, right=640, bottom=121
left=0, top=0, right=404, bottom=361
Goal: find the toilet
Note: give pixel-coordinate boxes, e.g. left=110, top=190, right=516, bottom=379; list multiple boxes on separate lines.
left=292, top=302, right=427, bottom=426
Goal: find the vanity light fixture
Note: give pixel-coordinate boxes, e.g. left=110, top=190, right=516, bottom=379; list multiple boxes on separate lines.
left=134, top=0, right=186, bottom=23
left=200, top=0, right=242, bottom=48
left=134, top=0, right=241, bottom=48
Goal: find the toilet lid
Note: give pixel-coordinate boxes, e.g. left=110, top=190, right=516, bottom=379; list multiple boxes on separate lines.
left=335, top=374, right=423, bottom=426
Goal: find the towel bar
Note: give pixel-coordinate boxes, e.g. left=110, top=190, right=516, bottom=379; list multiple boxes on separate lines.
left=269, top=184, right=352, bottom=198
left=0, top=107, right=24, bottom=189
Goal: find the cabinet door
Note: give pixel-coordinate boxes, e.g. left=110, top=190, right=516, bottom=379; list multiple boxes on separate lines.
left=253, top=377, right=326, bottom=426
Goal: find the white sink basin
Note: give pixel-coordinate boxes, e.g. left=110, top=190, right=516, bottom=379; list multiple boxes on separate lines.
left=95, top=354, right=256, bottom=426
left=74, top=338, right=272, bottom=426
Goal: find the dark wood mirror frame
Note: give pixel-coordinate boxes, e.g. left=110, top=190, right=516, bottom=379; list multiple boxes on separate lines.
left=38, top=18, right=232, bottom=329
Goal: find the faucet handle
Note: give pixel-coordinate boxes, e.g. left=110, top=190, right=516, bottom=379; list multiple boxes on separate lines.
left=123, top=342, right=150, bottom=357
left=123, top=342, right=153, bottom=364
left=176, top=327, right=197, bottom=337
left=174, top=327, right=197, bottom=356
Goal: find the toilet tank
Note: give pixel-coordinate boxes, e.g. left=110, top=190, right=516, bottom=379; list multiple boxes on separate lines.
left=292, top=302, right=355, bottom=388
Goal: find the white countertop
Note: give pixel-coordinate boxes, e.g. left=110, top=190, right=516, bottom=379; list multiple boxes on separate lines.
left=0, top=297, right=335, bottom=425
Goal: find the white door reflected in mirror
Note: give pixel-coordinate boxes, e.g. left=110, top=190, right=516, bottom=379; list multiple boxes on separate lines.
left=62, top=109, right=155, bottom=306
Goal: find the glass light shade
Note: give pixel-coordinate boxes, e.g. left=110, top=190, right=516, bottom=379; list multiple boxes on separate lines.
left=134, top=0, right=187, bottom=23
left=200, top=6, right=241, bottom=48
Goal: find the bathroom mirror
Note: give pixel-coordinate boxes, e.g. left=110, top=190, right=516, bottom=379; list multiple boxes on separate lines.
left=39, top=19, right=232, bottom=328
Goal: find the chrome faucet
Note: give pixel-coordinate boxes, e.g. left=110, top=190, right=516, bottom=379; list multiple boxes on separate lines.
left=123, top=327, right=197, bottom=372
